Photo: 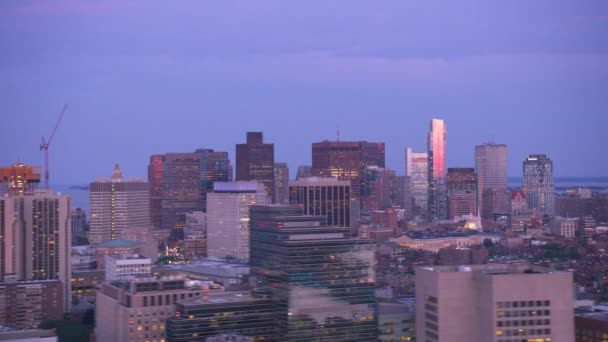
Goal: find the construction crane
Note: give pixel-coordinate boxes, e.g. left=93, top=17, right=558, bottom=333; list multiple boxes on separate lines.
left=40, top=104, right=68, bottom=189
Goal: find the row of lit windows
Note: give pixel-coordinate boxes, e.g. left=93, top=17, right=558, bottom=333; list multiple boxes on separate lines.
left=496, top=328, right=551, bottom=337
left=497, top=310, right=550, bottom=318
left=498, top=339, right=551, bottom=342
left=497, top=300, right=551, bottom=308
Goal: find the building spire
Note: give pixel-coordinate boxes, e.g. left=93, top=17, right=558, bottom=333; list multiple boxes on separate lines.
left=112, top=163, right=122, bottom=182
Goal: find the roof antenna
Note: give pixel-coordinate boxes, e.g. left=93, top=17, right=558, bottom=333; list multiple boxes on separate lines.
left=337, top=124, right=340, bottom=142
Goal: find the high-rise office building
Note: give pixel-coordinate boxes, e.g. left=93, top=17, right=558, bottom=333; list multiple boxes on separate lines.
left=475, top=143, right=508, bottom=219
left=0, top=190, right=71, bottom=312
left=361, top=166, right=395, bottom=213
left=161, top=153, right=201, bottom=232
left=236, top=132, right=275, bottom=200
left=428, top=118, right=447, bottom=220
left=148, top=154, right=165, bottom=229
left=89, top=164, right=150, bottom=245
left=0, top=162, right=41, bottom=196
left=406, top=148, right=429, bottom=214
left=250, top=205, right=377, bottom=341
left=312, top=140, right=385, bottom=200
left=206, top=182, right=269, bottom=262
left=416, top=264, right=574, bottom=341
left=274, top=162, right=289, bottom=204
left=446, top=168, right=478, bottom=219
left=289, top=177, right=352, bottom=228
left=71, top=207, right=87, bottom=237
left=197, top=148, right=230, bottom=212
left=523, top=154, right=556, bottom=217
left=295, top=165, right=312, bottom=180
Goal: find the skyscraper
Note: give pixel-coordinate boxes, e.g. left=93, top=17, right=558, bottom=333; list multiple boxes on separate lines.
left=148, top=154, right=164, bottom=229
left=249, top=205, right=377, bottom=341
left=446, top=168, right=478, bottom=219
left=312, top=140, right=385, bottom=200
left=289, top=177, right=352, bottom=228
left=0, top=190, right=71, bottom=312
left=406, top=148, right=429, bottom=214
left=161, top=153, right=201, bottom=232
left=416, top=264, right=574, bottom=341
left=274, top=162, right=289, bottom=204
left=428, top=118, right=447, bottom=220
left=206, top=181, right=269, bottom=262
left=523, top=154, right=556, bottom=217
left=71, top=207, right=87, bottom=237
left=295, top=165, right=312, bottom=180
left=89, top=164, right=150, bottom=245
left=197, top=148, right=230, bottom=212
left=361, top=166, right=395, bottom=213
left=236, top=132, right=275, bottom=200
left=475, top=143, right=508, bottom=219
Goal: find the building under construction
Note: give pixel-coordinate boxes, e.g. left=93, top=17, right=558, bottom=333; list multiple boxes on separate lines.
left=0, top=162, right=41, bottom=196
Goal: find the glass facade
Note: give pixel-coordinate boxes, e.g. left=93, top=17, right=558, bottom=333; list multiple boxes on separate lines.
left=523, top=154, right=555, bottom=217
left=166, top=293, right=278, bottom=341
left=428, top=119, right=447, bottom=220
left=250, top=205, right=377, bottom=341
left=197, top=148, right=230, bottom=212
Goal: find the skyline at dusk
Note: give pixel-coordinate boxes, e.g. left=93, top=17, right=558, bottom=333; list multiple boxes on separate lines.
left=2, top=0, right=607, bottom=184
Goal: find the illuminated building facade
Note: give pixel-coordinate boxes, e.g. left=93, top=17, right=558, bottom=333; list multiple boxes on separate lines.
left=0, top=278, right=64, bottom=329
left=274, top=162, right=289, bottom=204
left=250, top=205, right=377, bottom=341
left=288, top=177, right=352, bottom=228
left=95, top=277, right=205, bottom=342
left=0, top=162, right=41, bottom=196
left=523, top=154, right=555, bottom=217
left=0, top=190, right=71, bottom=312
left=428, top=118, right=447, bottom=220
left=406, top=148, right=429, bottom=214
left=312, top=140, right=385, bottom=200
left=89, top=164, right=150, bottom=244
left=196, top=148, right=230, bottom=212
left=206, top=182, right=269, bottom=262
left=446, top=168, right=478, bottom=219
left=416, top=264, right=574, bottom=341
left=235, top=132, right=275, bottom=200
left=475, top=143, right=508, bottom=220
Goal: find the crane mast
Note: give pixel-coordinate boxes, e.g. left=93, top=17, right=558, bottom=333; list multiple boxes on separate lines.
left=40, top=104, right=68, bottom=189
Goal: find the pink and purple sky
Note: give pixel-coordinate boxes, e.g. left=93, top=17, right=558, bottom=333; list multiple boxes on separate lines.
left=1, top=0, right=607, bottom=183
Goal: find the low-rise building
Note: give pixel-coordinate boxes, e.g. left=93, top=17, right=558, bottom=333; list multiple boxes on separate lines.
left=391, top=231, right=500, bottom=253
left=552, top=217, right=577, bottom=238
left=95, top=239, right=142, bottom=269
left=166, top=292, right=277, bottom=341
left=105, top=254, right=151, bottom=281
left=95, top=277, right=209, bottom=342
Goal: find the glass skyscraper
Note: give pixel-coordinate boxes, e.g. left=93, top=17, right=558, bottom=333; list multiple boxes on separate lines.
left=428, top=119, right=447, bottom=220
left=236, top=132, right=275, bottom=200
left=523, top=154, right=555, bottom=217
left=250, top=205, right=377, bottom=341
left=196, top=148, right=230, bottom=212
left=406, top=147, right=429, bottom=215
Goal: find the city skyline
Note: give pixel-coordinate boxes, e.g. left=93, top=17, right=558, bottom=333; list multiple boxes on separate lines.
left=1, top=1, right=607, bottom=183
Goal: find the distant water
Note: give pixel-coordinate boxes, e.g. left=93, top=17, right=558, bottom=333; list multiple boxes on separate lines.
left=508, top=177, right=608, bottom=193
left=49, top=178, right=608, bottom=216
left=51, top=184, right=89, bottom=213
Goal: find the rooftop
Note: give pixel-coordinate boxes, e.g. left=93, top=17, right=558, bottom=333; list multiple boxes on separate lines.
left=97, top=239, right=140, bottom=248
left=180, top=291, right=257, bottom=306
left=419, top=264, right=560, bottom=275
